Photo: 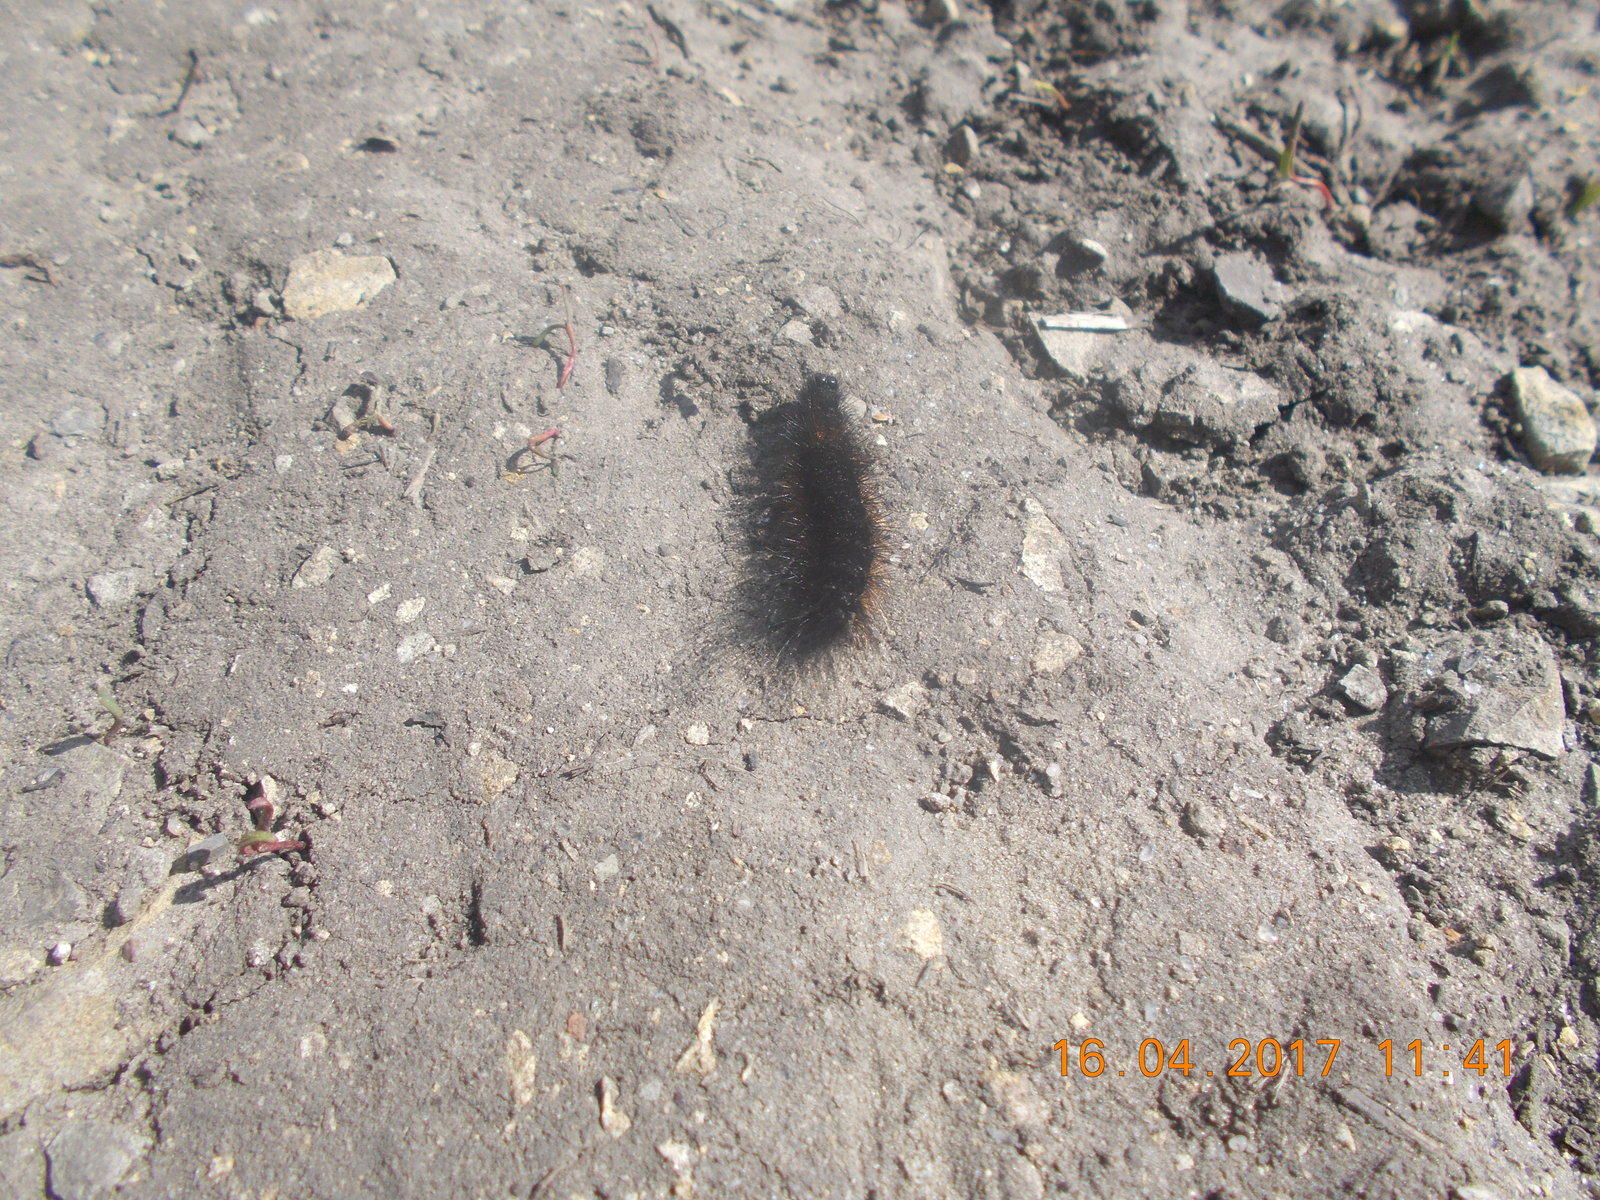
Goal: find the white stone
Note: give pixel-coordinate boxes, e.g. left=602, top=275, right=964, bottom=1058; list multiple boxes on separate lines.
left=395, top=632, right=437, bottom=664
left=777, top=318, right=814, bottom=345
left=281, top=250, right=396, bottom=319
left=901, top=909, right=943, bottom=960
left=291, top=546, right=339, bottom=588
left=1031, top=633, right=1084, bottom=676
left=85, top=569, right=146, bottom=608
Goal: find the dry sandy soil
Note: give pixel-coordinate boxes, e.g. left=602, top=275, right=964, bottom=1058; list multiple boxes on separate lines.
left=3, top=1, right=1600, bottom=1197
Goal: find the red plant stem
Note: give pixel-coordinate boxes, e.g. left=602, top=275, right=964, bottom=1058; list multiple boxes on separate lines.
left=246, top=794, right=274, bottom=831
left=558, top=319, right=577, bottom=388
left=529, top=428, right=560, bottom=450
left=239, top=839, right=308, bottom=856
left=1293, top=174, right=1334, bottom=211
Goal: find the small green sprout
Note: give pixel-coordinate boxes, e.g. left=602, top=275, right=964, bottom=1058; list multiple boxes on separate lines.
left=1276, top=102, right=1304, bottom=182
left=1568, top=178, right=1600, bottom=219
left=1427, top=30, right=1461, bottom=92
left=96, top=688, right=128, bottom=744
left=1032, top=80, right=1067, bottom=109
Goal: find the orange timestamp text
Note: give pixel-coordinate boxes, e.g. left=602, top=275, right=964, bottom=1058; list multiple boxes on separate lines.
left=1051, top=1037, right=1518, bottom=1080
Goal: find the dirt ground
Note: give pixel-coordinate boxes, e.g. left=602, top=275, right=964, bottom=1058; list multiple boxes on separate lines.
left=2, top=0, right=1599, bottom=1196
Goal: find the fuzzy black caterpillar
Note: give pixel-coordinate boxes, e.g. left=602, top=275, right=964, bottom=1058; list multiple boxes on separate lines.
left=756, top=373, right=888, bottom=665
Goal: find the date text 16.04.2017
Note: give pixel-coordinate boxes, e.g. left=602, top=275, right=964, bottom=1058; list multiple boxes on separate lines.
left=1052, top=1037, right=1518, bottom=1080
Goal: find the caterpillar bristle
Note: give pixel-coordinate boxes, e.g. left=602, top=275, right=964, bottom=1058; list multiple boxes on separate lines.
left=757, top=373, right=888, bottom=666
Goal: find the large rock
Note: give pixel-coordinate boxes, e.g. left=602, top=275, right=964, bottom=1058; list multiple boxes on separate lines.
left=1031, top=310, right=1130, bottom=382
left=1419, top=632, right=1567, bottom=759
left=1509, top=366, right=1595, bottom=474
left=1088, top=330, right=1283, bottom=451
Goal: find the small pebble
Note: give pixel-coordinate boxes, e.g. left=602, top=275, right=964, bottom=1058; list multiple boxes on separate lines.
left=880, top=682, right=929, bottom=720
left=523, top=545, right=561, bottom=573
left=184, top=832, right=231, bottom=870
left=1473, top=173, right=1534, bottom=233
left=1265, top=615, right=1299, bottom=645
left=48, top=942, right=72, bottom=966
left=1181, top=801, right=1223, bottom=840
left=777, top=318, right=814, bottom=346
left=598, top=1075, right=631, bottom=1137
left=291, top=546, right=340, bottom=589
left=1056, top=236, right=1108, bottom=275
left=395, top=632, right=437, bottom=663
left=604, top=357, right=626, bottom=395
left=1337, top=665, right=1388, bottom=713
left=329, top=398, right=359, bottom=434
left=51, top=407, right=101, bottom=438
left=1212, top=251, right=1290, bottom=325
left=943, top=125, right=979, bottom=167
left=170, top=118, right=211, bottom=149
left=21, top=767, right=64, bottom=793
left=86, top=569, right=145, bottom=608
